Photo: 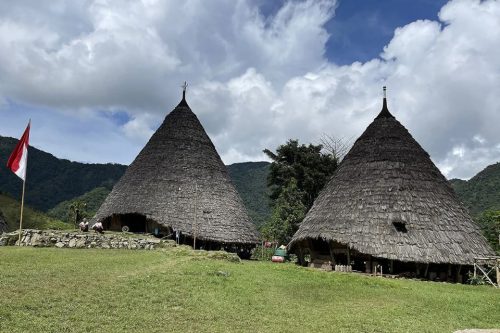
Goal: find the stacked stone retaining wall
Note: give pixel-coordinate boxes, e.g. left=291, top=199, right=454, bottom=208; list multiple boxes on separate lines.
left=0, top=229, right=174, bottom=250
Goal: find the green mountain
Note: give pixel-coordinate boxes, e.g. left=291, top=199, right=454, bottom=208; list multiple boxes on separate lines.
left=450, top=163, right=500, bottom=254
left=227, top=162, right=271, bottom=227
left=48, top=187, right=112, bottom=222
left=450, top=162, right=500, bottom=216
left=0, top=193, right=71, bottom=232
left=0, top=136, right=126, bottom=211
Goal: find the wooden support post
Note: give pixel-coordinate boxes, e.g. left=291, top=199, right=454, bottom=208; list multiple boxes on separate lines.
left=389, top=260, right=394, bottom=274
left=416, top=263, right=421, bottom=277
left=424, top=263, right=429, bottom=278
left=328, top=241, right=335, bottom=266
left=192, top=183, right=198, bottom=250
left=372, top=261, right=378, bottom=276
left=297, top=244, right=304, bottom=266
left=496, top=259, right=500, bottom=288
left=474, top=262, right=477, bottom=278
left=346, top=246, right=351, bottom=266
left=455, top=265, right=462, bottom=283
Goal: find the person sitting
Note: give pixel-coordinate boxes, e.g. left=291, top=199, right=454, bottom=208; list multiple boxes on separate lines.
left=79, top=219, right=89, bottom=232
left=92, top=221, right=104, bottom=234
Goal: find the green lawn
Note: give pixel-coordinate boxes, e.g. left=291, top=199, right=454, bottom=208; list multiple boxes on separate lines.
left=0, top=247, right=498, bottom=333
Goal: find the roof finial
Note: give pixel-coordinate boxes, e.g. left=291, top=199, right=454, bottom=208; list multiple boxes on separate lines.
left=176, top=81, right=190, bottom=107
left=382, top=85, right=388, bottom=111
left=375, top=85, right=393, bottom=119
left=182, top=81, right=188, bottom=100
left=382, top=86, right=389, bottom=111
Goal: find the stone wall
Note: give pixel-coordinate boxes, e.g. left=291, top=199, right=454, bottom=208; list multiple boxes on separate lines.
left=0, top=229, right=175, bottom=250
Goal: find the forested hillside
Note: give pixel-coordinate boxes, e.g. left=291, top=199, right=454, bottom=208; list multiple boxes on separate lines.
left=449, top=163, right=500, bottom=253
left=227, top=162, right=271, bottom=226
left=48, top=187, right=112, bottom=222
left=0, top=136, right=126, bottom=211
left=0, top=193, right=70, bottom=231
left=450, top=162, right=500, bottom=216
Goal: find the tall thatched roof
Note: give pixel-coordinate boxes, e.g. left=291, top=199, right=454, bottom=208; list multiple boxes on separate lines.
left=93, top=92, right=259, bottom=245
left=289, top=94, right=494, bottom=265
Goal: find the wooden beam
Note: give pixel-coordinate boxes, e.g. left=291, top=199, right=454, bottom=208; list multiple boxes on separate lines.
left=496, top=259, right=500, bottom=288
left=476, top=264, right=497, bottom=288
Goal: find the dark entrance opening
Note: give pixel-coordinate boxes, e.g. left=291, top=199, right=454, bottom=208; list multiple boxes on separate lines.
left=103, top=213, right=166, bottom=234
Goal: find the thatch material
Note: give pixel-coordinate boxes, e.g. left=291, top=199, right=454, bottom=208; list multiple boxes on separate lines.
left=93, top=94, right=259, bottom=245
left=289, top=97, right=494, bottom=265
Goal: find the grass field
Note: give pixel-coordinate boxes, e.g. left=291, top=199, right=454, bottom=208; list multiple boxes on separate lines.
left=0, top=247, right=498, bottom=333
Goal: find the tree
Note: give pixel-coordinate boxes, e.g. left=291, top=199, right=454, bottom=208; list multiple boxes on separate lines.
left=264, top=139, right=338, bottom=210
left=319, top=133, right=351, bottom=163
left=69, top=200, right=87, bottom=228
left=261, top=179, right=306, bottom=245
left=261, top=139, right=338, bottom=245
left=476, top=210, right=500, bottom=254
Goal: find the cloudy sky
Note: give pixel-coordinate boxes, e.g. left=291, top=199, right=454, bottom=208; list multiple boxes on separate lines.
left=0, top=0, right=499, bottom=180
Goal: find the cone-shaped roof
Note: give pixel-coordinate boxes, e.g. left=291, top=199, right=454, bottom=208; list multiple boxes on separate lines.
left=93, top=94, right=259, bottom=245
left=289, top=94, right=494, bottom=264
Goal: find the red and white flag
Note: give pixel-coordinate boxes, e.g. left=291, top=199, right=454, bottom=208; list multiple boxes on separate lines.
left=7, top=121, right=30, bottom=181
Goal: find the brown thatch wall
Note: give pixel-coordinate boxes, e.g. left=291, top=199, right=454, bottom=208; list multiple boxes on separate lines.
left=93, top=97, right=259, bottom=245
left=289, top=100, right=494, bottom=265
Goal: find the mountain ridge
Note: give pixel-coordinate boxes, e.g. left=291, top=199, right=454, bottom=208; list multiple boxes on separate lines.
left=449, top=162, right=500, bottom=216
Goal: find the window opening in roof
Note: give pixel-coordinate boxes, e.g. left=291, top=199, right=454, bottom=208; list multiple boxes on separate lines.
left=392, top=221, right=408, bottom=233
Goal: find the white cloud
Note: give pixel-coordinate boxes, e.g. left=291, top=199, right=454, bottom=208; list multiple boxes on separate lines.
left=0, top=0, right=500, bottom=180
left=122, top=113, right=158, bottom=141
left=473, top=135, right=486, bottom=144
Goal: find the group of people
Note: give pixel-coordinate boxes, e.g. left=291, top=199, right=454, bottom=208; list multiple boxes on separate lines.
left=79, top=219, right=104, bottom=233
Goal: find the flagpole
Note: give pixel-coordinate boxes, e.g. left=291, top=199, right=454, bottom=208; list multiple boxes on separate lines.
left=193, top=183, right=198, bottom=250
left=17, top=119, right=30, bottom=246
left=18, top=176, right=26, bottom=246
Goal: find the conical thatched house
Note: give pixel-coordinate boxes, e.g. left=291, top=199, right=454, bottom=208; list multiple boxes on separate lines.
left=289, top=89, right=494, bottom=281
left=93, top=89, right=259, bottom=256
